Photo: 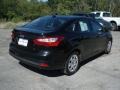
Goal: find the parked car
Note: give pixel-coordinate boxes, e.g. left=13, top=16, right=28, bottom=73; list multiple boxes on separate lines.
left=73, top=13, right=112, bottom=31
left=91, top=11, right=120, bottom=31
left=9, top=15, right=112, bottom=75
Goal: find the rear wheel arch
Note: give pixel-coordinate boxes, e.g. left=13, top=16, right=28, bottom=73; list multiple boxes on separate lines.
left=110, top=21, right=117, bottom=30
left=73, top=49, right=81, bottom=55
left=107, top=36, right=113, bottom=43
left=70, top=48, right=83, bottom=60
left=110, top=21, right=117, bottom=25
left=64, top=48, right=82, bottom=66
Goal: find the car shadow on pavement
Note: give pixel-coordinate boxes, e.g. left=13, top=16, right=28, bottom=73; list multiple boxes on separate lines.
left=19, top=52, right=105, bottom=77
left=19, top=62, right=64, bottom=77
left=79, top=52, right=105, bottom=68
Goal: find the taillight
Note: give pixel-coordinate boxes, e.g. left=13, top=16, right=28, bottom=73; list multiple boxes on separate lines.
left=39, top=63, right=48, bottom=67
left=33, top=36, right=64, bottom=47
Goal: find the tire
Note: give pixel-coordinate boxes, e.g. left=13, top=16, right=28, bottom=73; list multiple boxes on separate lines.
left=105, top=40, right=112, bottom=54
left=63, top=52, right=81, bottom=76
left=111, top=22, right=117, bottom=31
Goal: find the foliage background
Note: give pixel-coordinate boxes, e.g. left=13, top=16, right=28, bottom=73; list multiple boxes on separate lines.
left=0, top=0, right=120, bottom=22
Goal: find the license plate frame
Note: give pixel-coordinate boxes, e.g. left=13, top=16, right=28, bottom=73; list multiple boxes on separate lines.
left=18, top=38, right=28, bottom=47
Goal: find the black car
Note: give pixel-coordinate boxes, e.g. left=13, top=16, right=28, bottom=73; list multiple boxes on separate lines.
left=9, top=15, right=112, bottom=75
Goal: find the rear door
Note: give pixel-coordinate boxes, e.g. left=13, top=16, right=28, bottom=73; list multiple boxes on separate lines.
left=78, top=18, right=99, bottom=59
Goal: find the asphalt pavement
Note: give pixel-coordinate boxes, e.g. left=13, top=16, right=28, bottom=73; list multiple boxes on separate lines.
left=0, top=29, right=120, bottom=90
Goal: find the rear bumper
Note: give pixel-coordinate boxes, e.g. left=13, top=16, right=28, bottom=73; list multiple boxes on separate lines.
left=9, top=43, right=67, bottom=70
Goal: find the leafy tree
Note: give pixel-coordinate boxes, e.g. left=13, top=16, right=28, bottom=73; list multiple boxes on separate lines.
left=0, top=0, right=120, bottom=22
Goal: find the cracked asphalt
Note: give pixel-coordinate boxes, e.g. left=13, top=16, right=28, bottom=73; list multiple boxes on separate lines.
left=0, top=29, right=120, bottom=90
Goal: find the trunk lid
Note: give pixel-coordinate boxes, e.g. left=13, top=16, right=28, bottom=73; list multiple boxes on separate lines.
left=12, top=27, right=58, bottom=52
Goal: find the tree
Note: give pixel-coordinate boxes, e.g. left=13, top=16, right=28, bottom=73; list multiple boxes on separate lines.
left=0, top=0, right=120, bottom=21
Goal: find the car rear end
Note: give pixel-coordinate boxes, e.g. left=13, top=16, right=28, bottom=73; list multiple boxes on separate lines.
left=9, top=16, right=70, bottom=70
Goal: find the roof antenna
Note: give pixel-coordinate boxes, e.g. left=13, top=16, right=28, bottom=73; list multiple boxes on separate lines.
left=52, top=13, right=58, bottom=18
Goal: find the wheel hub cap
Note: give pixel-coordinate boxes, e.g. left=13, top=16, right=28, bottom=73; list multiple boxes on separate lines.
left=68, top=55, right=79, bottom=72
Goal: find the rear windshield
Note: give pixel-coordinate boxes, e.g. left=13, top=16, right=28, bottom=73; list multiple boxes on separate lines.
left=24, top=16, right=69, bottom=30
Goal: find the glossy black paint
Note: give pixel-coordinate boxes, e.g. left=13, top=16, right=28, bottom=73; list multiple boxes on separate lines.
left=9, top=15, right=112, bottom=70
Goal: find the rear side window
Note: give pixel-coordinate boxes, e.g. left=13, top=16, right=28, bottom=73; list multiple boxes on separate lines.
left=66, top=21, right=80, bottom=32
left=78, top=20, right=90, bottom=32
left=24, top=16, right=68, bottom=30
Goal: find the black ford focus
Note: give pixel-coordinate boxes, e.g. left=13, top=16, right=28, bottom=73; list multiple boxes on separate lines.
left=9, top=15, right=112, bottom=75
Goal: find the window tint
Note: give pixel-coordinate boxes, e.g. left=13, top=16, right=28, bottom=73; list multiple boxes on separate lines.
left=66, top=22, right=80, bottom=32
left=79, top=21, right=90, bottom=32
left=24, top=16, right=69, bottom=30
left=103, top=13, right=111, bottom=17
left=91, top=21, right=102, bottom=32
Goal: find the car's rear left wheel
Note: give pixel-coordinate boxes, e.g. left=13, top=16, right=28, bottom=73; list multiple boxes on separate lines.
left=63, top=52, right=81, bottom=75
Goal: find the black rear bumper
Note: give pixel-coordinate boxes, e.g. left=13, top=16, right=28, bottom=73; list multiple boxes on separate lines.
left=9, top=43, right=67, bottom=70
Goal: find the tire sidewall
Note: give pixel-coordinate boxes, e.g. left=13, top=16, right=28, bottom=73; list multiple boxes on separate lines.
left=64, top=52, right=81, bottom=75
left=105, top=40, right=112, bottom=54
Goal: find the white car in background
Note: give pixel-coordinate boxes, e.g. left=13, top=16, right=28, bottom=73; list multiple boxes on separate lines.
left=91, top=11, right=120, bottom=30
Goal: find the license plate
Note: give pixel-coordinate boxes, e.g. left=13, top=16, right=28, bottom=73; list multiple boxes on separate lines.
left=18, top=38, right=28, bottom=47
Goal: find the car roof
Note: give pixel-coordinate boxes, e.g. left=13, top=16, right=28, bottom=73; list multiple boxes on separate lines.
left=46, top=15, right=91, bottom=20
